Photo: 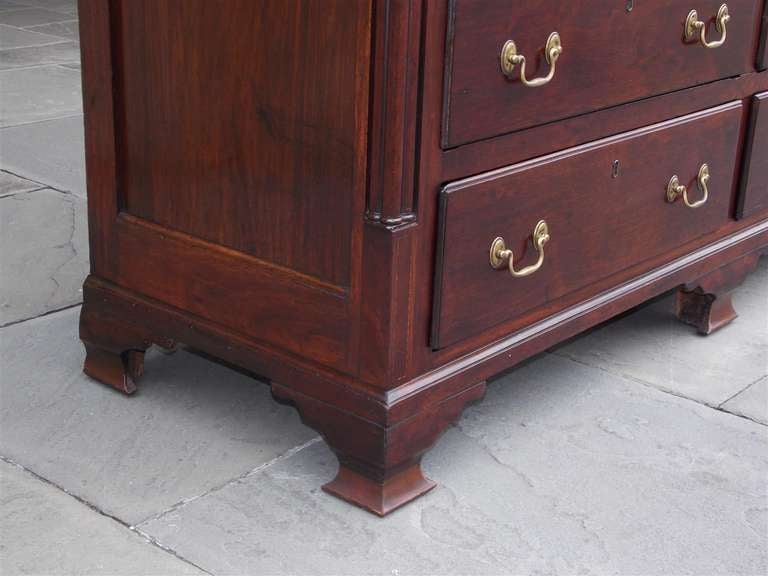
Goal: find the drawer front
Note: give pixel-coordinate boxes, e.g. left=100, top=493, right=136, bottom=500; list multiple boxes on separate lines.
left=443, top=0, right=760, bottom=148
left=432, top=102, right=742, bottom=349
left=738, top=92, right=768, bottom=217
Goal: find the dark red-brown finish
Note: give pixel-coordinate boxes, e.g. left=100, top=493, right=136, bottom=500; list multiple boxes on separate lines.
left=759, top=2, right=768, bottom=70
left=81, top=345, right=144, bottom=395
left=676, top=253, right=761, bottom=333
left=738, top=92, right=768, bottom=218
left=79, top=0, right=372, bottom=374
left=443, top=0, right=762, bottom=147
left=272, top=380, right=486, bottom=516
left=433, top=103, right=742, bottom=348
left=114, top=0, right=369, bottom=287
left=79, top=0, right=768, bottom=516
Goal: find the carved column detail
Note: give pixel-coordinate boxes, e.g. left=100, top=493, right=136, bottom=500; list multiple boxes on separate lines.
left=366, top=0, right=422, bottom=225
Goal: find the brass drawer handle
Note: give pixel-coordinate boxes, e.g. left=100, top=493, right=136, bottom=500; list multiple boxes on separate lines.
left=666, top=164, right=710, bottom=209
left=685, top=4, right=730, bottom=48
left=500, top=32, right=562, bottom=88
left=490, top=220, right=550, bottom=278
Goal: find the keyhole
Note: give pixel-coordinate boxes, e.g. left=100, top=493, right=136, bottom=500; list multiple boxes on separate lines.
left=612, top=160, right=621, bottom=178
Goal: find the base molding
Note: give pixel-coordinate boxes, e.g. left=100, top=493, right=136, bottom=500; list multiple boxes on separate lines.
left=78, top=219, right=767, bottom=515
left=395, top=221, right=768, bottom=409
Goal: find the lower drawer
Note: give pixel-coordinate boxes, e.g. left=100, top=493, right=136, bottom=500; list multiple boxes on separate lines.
left=432, top=102, right=743, bottom=349
left=738, top=92, right=768, bottom=218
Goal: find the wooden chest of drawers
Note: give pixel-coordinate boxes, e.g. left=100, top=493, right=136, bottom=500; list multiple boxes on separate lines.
left=78, top=0, right=768, bottom=515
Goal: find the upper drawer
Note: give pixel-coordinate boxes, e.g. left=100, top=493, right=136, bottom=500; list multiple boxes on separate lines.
left=432, top=102, right=742, bottom=349
left=442, top=0, right=761, bottom=148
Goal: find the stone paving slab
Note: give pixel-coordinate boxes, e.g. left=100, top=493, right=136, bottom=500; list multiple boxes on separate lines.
left=0, top=187, right=87, bottom=322
left=555, top=258, right=768, bottom=408
left=0, top=0, right=28, bottom=12
left=721, top=376, right=768, bottom=425
left=14, top=0, right=76, bottom=16
left=0, top=115, right=85, bottom=194
left=25, top=19, right=78, bottom=41
left=139, top=354, right=768, bottom=576
left=0, top=6, right=73, bottom=26
left=0, top=64, right=81, bottom=127
left=0, top=188, right=87, bottom=324
left=0, top=169, right=43, bottom=196
left=0, top=22, right=62, bottom=48
left=0, top=459, right=205, bottom=575
left=0, top=306, right=317, bottom=526
left=0, top=39, right=79, bottom=69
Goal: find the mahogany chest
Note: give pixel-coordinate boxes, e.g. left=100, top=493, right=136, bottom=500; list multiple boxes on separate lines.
left=78, top=0, right=768, bottom=515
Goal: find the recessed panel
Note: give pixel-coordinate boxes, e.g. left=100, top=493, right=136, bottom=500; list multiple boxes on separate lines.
left=113, top=0, right=370, bottom=286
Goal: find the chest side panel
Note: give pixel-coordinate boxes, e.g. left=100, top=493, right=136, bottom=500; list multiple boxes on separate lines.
left=80, top=0, right=372, bottom=371
left=113, top=0, right=368, bottom=287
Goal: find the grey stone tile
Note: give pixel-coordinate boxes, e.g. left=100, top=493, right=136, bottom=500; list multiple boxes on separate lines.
left=0, top=115, right=85, bottom=194
left=0, top=22, right=62, bottom=48
left=0, top=168, right=43, bottom=196
left=0, top=1, right=27, bottom=12
left=0, top=6, right=73, bottom=26
left=16, top=0, right=77, bottom=15
left=0, top=39, right=77, bottom=69
left=555, top=258, right=768, bottom=407
left=0, top=64, right=81, bottom=126
left=0, top=306, right=317, bottom=525
left=139, top=355, right=768, bottom=576
left=0, top=1, right=27, bottom=11
left=25, top=18, right=78, bottom=41
left=0, top=188, right=87, bottom=324
left=0, top=460, right=205, bottom=575
left=721, top=377, right=768, bottom=425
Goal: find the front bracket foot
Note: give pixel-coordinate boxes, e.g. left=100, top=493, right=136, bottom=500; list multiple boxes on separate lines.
left=675, top=253, right=760, bottom=335
left=83, top=344, right=145, bottom=395
left=323, top=461, right=436, bottom=517
left=272, top=381, right=486, bottom=516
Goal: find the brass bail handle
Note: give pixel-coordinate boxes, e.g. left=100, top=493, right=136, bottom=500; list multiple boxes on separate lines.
left=685, top=4, right=730, bottom=48
left=500, top=32, right=562, bottom=88
left=666, top=164, right=710, bottom=209
left=490, top=220, right=550, bottom=278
